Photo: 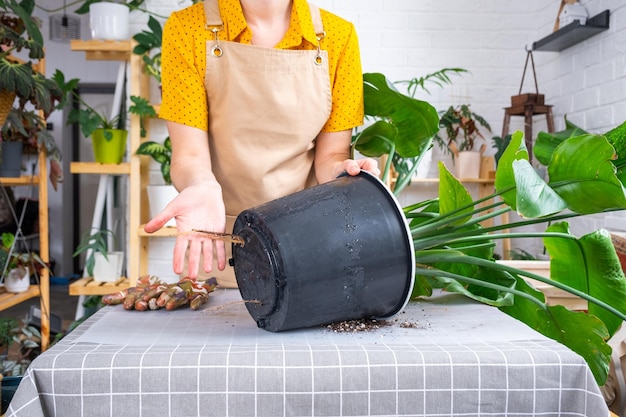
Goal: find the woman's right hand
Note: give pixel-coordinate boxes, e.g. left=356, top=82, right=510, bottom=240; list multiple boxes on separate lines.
left=144, top=181, right=226, bottom=279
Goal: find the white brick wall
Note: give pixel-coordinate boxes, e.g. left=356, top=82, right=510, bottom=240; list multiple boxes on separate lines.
left=34, top=1, right=626, bottom=271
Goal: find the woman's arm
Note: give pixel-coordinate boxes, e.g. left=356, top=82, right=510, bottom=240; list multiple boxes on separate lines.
left=314, top=129, right=380, bottom=183
left=144, top=121, right=227, bottom=278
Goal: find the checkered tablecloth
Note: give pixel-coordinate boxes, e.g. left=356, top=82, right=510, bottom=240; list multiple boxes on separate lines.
left=6, top=289, right=609, bottom=416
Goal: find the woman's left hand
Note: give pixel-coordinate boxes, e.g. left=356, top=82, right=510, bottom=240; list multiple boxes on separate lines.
left=340, top=157, right=380, bottom=177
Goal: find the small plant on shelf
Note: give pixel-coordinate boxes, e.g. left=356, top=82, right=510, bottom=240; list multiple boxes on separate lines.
left=0, top=0, right=66, bottom=187
left=132, top=15, right=163, bottom=86
left=135, top=136, right=171, bottom=185
left=435, top=104, right=492, bottom=156
left=72, top=228, right=117, bottom=278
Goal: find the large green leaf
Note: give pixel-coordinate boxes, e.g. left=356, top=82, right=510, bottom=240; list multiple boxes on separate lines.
left=534, top=117, right=587, bottom=166
left=353, top=120, right=396, bottom=157
left=500, top=278, right=611, bottom=384
left=495, top=130, right=527, bottom=210
left=548, top=134, right=626, bottom=213
left=437, top=162, right=474, bottom=225
left=545, top=223, right=626, bottom=336
left=513, top=159, right=567, bottom=218
left=0, top=59, right=34, bottom=98
left=360, top=72, right=439, bottom=157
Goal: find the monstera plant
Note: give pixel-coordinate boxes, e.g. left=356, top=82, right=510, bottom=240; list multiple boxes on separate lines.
left=353, top=72, right=626, bottom=385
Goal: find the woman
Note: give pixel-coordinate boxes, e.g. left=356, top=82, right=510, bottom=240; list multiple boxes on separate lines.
left=145, top=0, right=379, bottom=287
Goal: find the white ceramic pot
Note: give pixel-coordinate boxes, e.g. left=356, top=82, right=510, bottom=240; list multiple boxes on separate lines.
left=4, top=267, right=30, bottom=293
left=93, top=251, right=124, bottom=282
left=90, top=3, right=130, bottom=41
left=147, top=185, right=178, bottom=227
left=455, top=151, right=482, bottom=179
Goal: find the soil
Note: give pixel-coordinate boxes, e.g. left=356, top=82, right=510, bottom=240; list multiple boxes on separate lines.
left=325, top=317, right=422, bottom=332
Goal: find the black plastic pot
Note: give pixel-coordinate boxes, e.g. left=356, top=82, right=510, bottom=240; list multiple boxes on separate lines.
left=1, top=375, right=22, bottom=414
left=232, top=171, right=415, bottom=332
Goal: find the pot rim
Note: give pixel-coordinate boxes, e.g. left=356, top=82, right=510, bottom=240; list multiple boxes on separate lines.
left=344, top=170, right=416, bottom=318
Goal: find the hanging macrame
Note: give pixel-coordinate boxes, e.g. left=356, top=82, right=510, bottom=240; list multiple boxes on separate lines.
left=510, top=49, right=544, bottom=108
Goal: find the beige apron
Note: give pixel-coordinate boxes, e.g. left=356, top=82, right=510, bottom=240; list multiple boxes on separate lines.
left=194, top=0, right=332, bottom=287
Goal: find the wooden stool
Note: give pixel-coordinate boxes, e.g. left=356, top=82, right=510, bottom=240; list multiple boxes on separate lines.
left=501, top=103, right=555, bottom=161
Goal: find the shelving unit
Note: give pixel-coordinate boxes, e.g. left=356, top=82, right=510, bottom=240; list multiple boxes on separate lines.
left=69, top=39, right=147, bottom=294
left=532, top=10, right=610, bottom=52
left=0, top=65, right=51, bottom=349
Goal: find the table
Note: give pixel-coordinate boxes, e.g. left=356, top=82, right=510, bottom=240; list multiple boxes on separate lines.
left=6, top=289, right=608, bottom=417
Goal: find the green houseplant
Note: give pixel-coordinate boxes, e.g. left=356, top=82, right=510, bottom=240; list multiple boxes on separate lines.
left=353, top=72, right=626, bottom=385
left=135, top=135, right=175, bottom=226
left=0, top=231, right=48, bottom=293
left=130, top=97, right=176, bottom=226
left=135, top=135, right=171, bottom=184
left=73, top=227, right=123, bottom=282
left=435, top=104, right=492, bottom=178
left=132, top=15, right=162, bottom=86
left=0, top=0, right=65, bottom=187
left=54, top=71, right=128, bottom=164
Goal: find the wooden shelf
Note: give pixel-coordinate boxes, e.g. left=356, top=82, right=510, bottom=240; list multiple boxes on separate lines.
left=70, top=161, right=131, bottom=175
left=69, top=277, right=130, bottom=296
left=0, top=286, right=40, bottom=310
left=0, top=176, right=40, bottom=186
left=70, top=39, right=132, bottom=61
left=533, top=10, right=610, bottom=52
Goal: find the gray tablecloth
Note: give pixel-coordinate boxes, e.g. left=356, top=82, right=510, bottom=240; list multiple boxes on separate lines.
left=6, top=289, right=609, bottom=416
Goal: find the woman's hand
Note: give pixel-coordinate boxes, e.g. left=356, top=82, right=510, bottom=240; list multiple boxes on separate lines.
left=314, top=130, right=381, bottom=183
left=338, top=157, right=380, bottom=177
left=144, top=182, right=226, bottom=278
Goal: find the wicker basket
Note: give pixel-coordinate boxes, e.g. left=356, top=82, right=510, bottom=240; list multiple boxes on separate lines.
left=0, top=90, right=16, bottom=127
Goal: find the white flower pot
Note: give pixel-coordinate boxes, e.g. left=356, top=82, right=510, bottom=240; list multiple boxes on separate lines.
left=455, top=151, right=482, bottom=179
left=147, top=185, right=178, bottom=227
left=93, top=251, right=124, bottom=282
left=4, top=267, right=30, bottom=293
left=90, top=3, right=129, bottom=41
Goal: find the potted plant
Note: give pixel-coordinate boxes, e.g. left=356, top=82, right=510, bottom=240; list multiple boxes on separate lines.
left=54, top=71, right=128, bottom=164
left=352, top=71, right=626, bottom=386
left=73, top=1, right=146, bottom=41
left=0, top=316, right=40, bottom=414
left=73, top=228, right=123, bottom=282
left=0, top=232, right=48, bottom=293
left=435, top=104, right=492, bottom=178
left=135, top=135, right=176, bottom=227
left=0, top=0, right=65, bottom=187
left=130, top=96, right=177, bottom=226
left=132, top=15, right=162, bottom=91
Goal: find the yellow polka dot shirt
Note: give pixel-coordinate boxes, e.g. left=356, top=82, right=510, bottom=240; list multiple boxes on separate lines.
left=159, top=0, right=364, bottom=133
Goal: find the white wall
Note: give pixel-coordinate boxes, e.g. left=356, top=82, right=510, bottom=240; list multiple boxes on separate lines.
left=30, top=1, right=626, bottom=273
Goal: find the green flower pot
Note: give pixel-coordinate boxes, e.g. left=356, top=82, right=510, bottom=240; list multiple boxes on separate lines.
left=91, top=128, right=127, bottom=164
